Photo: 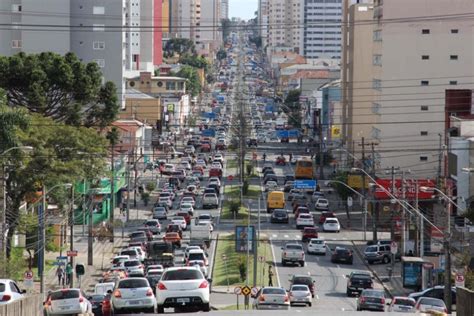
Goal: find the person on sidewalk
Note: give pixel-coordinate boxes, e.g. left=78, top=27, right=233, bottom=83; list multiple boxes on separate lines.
left=65, top=263, right=73, bottom=286
left=268, top=265, right=274, bottom=287
left=56, top=266, right=64, bottom=286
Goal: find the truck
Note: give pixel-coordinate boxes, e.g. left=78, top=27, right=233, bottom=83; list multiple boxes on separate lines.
left=190, top=223, right=212, bottom=249
left=144, top=241, right=174, bottom=268
left=281, top=243, right=305, bottom=267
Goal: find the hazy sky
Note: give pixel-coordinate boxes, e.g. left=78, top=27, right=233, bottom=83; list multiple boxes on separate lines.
left=230, top=0, right=258, bottom=20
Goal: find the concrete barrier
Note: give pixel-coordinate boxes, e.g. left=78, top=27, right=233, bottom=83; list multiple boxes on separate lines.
left=0, top=294, right=43, bottom=316
left=457, top=286, right=474, bottom=316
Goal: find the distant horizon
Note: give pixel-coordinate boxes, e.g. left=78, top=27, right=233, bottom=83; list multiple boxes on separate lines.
left=229, top=0, right=257, bottom=20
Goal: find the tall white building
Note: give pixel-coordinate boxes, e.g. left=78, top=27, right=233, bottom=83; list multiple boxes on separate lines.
left=258, top=0, right=269, bottom=48
left=172, top=0, right=202, bottom=44
left=220, top=0, right=229, bottom=20
left=303, top=0, right=343, bottom=59
left=200, top=0, right=221, bottom=47
left=267, top=0, right=304, bottom=55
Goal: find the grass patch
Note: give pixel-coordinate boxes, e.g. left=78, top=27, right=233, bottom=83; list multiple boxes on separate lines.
left=226, top=159, right=238, bottom=171
left=213, top=234, right=274, bottom=287
left=225, top=185, right=261, bottom=199
left=220, top=200, right=250, bottom=220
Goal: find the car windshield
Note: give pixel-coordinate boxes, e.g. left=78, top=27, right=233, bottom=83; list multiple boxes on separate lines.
left=118, top=279, right=149, bottom=288
left=419, top=298, right=445, bottom=306
left=291, top=285, right=309, bottom=291
left=363, top=290, right=384, bottom=298
left=310, top=240, right=324, bottom=244
left=394, top=298, right=415, bottom=306
left=50, top=290, right=80, bottom=300
left=162, top=269, right=202, bottom=281
left=262, top=288, right=286, bottom=295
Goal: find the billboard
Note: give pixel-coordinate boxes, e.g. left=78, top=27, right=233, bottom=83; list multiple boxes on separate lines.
left=235, top=226, right=255, bottom=253
left=294, top=180, right=317, bottom=189
left=347, top=175, right=369, bottom=189
left=374, top=179, right=435, bottom=200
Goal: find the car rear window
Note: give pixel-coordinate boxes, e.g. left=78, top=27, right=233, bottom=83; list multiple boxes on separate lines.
left=124, top=260, right=140, bottom=267
left=286, top=244, right=303, bottom=250
left=121, top=250, right=137, bottom=256
left=363, top=290, right=384, bottom=297
left=310, top=240, right=324, bottom=244
left=352, top=274, right=371, bottom=280
left=394, top=298, right=415, bottom=306
left=162, top=269, right=202, bottom=281
left=146, top=221, right=158, bottom=225
left=336, top=249, right=350, bottom=254
left=131, top=232, right=145, bottom=237
left=262, top=288, right=286, bottom=295
left=291, top=285, right=308, bottom=291
left=50, top=290, right=80, bottom=300
left=293, top=277, right=312, bottom=285
left=326, top=219, right=338, bottom=223
left=419, top=298, right=445, bottom=306
left=188, top=253, right=205, bottom=261
left=0, top=283, right=5, bottom=292
left=118, top=279, right=149, bottom=289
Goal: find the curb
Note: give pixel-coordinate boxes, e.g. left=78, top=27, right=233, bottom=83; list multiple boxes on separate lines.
left=209, top=233, right=219, bottom=280
left=351, top=241, right=393, bottom=298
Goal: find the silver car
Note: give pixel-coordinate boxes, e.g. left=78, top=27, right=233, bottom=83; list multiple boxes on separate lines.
left=111, top=278, right=156, bottom=314
left=44, top=288, right=92, bottom=316
left=289, top=284, right=312, bottom=307
left=253, top=287, right=290, bottom=310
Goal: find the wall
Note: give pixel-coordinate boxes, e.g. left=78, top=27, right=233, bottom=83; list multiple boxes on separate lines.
left=0, top=294, right=43, bottom=316
left=153, top=0, right=163, bottom=66
left=121, top=98, right=162, bottom=124
left=457, top=287, right=474, bottom=316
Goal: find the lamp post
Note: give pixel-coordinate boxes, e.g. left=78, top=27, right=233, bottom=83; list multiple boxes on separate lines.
left=1, top=146, right=33, bottom=266
left=39, top=183, right=72, bottom=295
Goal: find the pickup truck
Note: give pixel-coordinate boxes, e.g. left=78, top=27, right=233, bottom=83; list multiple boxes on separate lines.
left=190, top=223, right=212, bottom=248
left=281, top=243, right=305, bottom=267
left=346, top=271, right=374, bottom=297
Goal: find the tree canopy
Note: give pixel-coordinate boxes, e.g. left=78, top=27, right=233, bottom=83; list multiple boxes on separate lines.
left=163, top=38, right=196, bottom=58
left=0, top=52, right=119, bottom=129
left=283, top=89, right=302, bottom=128
left=179, top=53, right=209, bottom=71
left=174, top=65, right=202, bottom=97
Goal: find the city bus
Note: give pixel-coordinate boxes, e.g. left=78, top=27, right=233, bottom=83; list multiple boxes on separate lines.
left=295, top=159, right=314, bottom=179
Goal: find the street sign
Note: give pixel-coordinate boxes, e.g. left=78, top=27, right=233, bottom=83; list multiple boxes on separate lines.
left=67, top=250, right=78, bottom=257
left=251, top=287, right=259, bottom=296
left=390, top=241, right=398, bottom=255
left=24, top=270, right=33, bottom=280
left=56, top=256, right=68, bottom=260
left=258, top=256, right=265, bottom=262
left=347, top=196, right=353, bottom=207
left=234, top=287, right=242, bottom=295
left=227, top=175, right=234, bottom=181
left=294, top=180, right=317, bottom=190
left=53, top=261, right=65, bottom=266
left=455, top=273, right=465, bottom=287
left=241, top=285, right=251, bottom=296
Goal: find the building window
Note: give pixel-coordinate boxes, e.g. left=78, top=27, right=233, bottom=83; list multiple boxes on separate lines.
left=372, top=79, right=382, bottom=90
left=372, top=54, right=382, bottom=66
left=372, top=102, right=381, bottom=114
left=420, top=156, right=428, bottom=161
left=421, top=80, right=429, bottom=86
left=93, top=6, right=105, bottom=14
left=94, top=59, right=105, bottom=68
left=178, top=82, right=184, bottom=90
left=11, top=40, right=21, bottom=48
left=166, top=81, right=176, bottom=90
left=421, top=55, right=429, bottom=60
left=420, top=131, right=428, bottom=136
left=93, top=41, right=105, bottom=50
left=451, top=29, right=459, bottom=34
left=422, top=29, right=430, bottom=34
left=373, top=30, right=382, bottom=41
left=450, top=55, right=458, bottom=60
left=421, top=106, right=429, bottom=111
left=93, top=24, right=105, bottom=31
left=449, top=81, right=458, bottom=85
left=11, top=4, right=22, bottom=12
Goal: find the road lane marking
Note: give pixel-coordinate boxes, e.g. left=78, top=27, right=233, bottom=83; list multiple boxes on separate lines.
left=342, top=274, right=346, bottom=279
left=307, top=271, right=311, bottom=276
left=272, top=234, right=277, bottom=238
left=341, top=308, right=345, bottom=311
left=269, top=239, right=281, bottom=287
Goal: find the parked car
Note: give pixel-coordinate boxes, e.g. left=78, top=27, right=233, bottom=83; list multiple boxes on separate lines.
left=0, top=279, right=25, bottom=305
left=156, top=267, right=211, bottom=313
left=356, top=289, right=386, bottom=312
left=252, top=287, right=290, bottom=310
left=364, top=244, right=392, bottom=264
left=111, top=278, right=156, bottom=314
left=289, top=284, right=312, bottom=307
left=331, top=247, right=353, bottom=264
left=408, top=286, right=456, bottom=306
left=43, top=288, right=93, bottom=316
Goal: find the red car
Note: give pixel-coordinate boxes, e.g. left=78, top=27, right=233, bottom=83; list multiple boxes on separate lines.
left=302, top=227, right=318, bottom=242
left=201, top=143, right=211, bottom=152
left=209, top=168, right=222, bottom=178
left=176, top=211, right=191, bottom=225
left=275, top=156, right=286, bottom=166
left=319, top=211, right=336, bottom=224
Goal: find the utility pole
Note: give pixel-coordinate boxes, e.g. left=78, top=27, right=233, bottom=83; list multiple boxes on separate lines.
left=126, top=152, right=131, bottom=221
left=318, top=109, right=324, bottom=180
left=437, top=133, right=443, bottom=188
left=87, top=198, right=93, bottom=266
left=110, top=147, right=115, bottom=243
left=69, top=186, right=74, bottom=288
left=39, top=185, right=46, bottom=295
left=341, top=0, right=349, bottom=146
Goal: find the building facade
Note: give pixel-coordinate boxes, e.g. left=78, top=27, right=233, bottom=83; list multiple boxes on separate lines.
left=257, top=0, right=269, bottom=48
left=267, top=0, right=304, bottom=55
left=220, top=0, right=229, bottom=20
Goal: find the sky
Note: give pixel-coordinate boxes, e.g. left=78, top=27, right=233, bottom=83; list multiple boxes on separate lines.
left=229, top=0, right=258, bottom=20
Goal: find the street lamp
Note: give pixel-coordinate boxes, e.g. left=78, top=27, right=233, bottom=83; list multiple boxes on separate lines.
left=39, top=183, right=72, bottom=295
left=2, top=146, right=34, bottom=268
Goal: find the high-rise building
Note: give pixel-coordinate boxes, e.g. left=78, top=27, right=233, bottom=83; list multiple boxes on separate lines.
left=220, top=0, right=229, bottom=20
left=0, top=0, right=165, bottom=105
left=267, top=0, right=303, bottom=55
left=303, top=0, right=343, bottom=59
left=200, top=0, right=221, bottom=46
left=258, top=0, right=269, bottom=48
left=170, top=0, right=201, bottom=43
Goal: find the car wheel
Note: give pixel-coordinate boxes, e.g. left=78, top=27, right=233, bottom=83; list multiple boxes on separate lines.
left=346, top=289, right=352, bottom=297
left=357, top=307, right=361, bottom=311
left=146, top=307, right=156, bottom=313
left=202, top=303, right=210, bottom=312
left=382, top=256, right=390, bottom=264
left=157, top=304, right=165, bottom=314
left=281, top=260, right=286, bottom=266
left=308, top=302, right=312, bottom=307
left=300, top=261, right=305, bottom=267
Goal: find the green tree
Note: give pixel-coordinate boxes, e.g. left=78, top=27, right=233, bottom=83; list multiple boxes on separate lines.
left=0, top=52, right=119, bottom=129
left=284, top=89, right=302, bottom=128
left=216, top=49, right=227, bottom=61
left=221, top=18, right=233, bottom=41
left=4, top=114, right=108, bottom=258
left=163, top=38, right=195, bottom=58
left=175, top=65, right=202, bottom=97
left=179, top=54, right=209, bottom=72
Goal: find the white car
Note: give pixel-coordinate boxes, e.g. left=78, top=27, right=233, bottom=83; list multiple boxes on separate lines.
left=111, top=255, right=130, bottom=267
left=189, top=260, right=208, bottom=277
left=153, top=207, right=168, bottom=220
left=315, top=198, right=329, bottom=210
left=158, top=196, right=172, bottom=208
left=180, top=203, right=195, bottom=216
left=265, top=180, right=278, bottom=192
left=387, top=296, right=416, bottom=313
left=296, top=213, right=315, bottom=229
left=307, top=238, right=327, bottom=255
left=181, top=196, right=195, bottom=207
left=122, top=259, right=144, bottom=274
left=323, top=218, right=341, bottom=233
left=202, top=193, right=219, bottom=209
left=163, top=164, right=174, bottom=173
left=289, top=284, right=312, bottom=307
left=156, top=267, right=211, bottom=313
left=127, top=246, right=146, bottom=262
left=208, top=177, right=221, bottom=187
left=111, top=278, right=156, bottom=314
left=213, top=153, right=224, bottom=163
left=44, top=288, right=92, bottom=316
left=414, top=297, right=447, bottom=314
left=171, top=216, right=187, bottom=230
left=196, top=159, right=207, bottom=168
left=185, top=246, right=202, bottom=258
left=0, top=279, right=25, bottom=305
left=311, top=191, right=325, bottom=202
left=146, top=269, right=164, bottom=278
left=187, top=248, right=209, bottom=266
left=180, top=161, right=192, bottom=170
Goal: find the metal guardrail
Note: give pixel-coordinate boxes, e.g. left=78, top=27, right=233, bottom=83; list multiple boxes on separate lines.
left=0, top=294, right=43, bottom=316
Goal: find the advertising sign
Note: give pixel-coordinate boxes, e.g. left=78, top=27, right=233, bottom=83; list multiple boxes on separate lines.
left=235, top=226, right=255, bottom=253
left=403, top=262, right=422, bottom=288
left=347, top=175, right=369, bottom=189
left=374, top=179, right=435, bottom=200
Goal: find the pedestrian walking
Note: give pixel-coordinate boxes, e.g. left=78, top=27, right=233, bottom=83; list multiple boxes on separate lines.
left=268, top=265, right=274, bottom=286
left=56, top=266, right=64, bottom=286
left=65, top=263, right=73, bottom=286
left=263, top=153, right=266, bottom=162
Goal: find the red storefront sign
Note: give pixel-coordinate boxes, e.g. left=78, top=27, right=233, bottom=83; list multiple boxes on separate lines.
left=374, top=179, right=436, bottom=200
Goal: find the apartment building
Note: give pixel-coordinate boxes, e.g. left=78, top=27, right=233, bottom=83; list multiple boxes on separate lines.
left=370, top=0, right=474, bottom=177
left=221, top=0, right=229, bottom=20
left=258, top=0, right=269, bottom=48
left=304, top=0, right=343, bottom=59
left=171, top=0, right=202, bottom=43
left=267, top=0, right=304, bottom=55
left=200, top=0, right=221, bottom=49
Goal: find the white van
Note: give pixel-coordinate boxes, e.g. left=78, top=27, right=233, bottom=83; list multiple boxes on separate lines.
left=94, top=282, right=115, bottom=295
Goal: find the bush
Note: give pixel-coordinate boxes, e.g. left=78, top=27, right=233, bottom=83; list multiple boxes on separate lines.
left=229, top=200, right=241, bottom=215
left=237, top=256, right=247, bottom=281
left=246, top=164, right=254, bottom=176
left=141, top=192, right=150, bottom=206
left=145, top=181, right=156, bottom=192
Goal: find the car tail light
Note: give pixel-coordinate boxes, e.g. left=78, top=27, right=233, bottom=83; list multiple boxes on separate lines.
left=283, top=252, right=287, bottom=257
left=381, top=298, right=385, bottom=305
left=444, top=308, right=448, bottom=313
left=79, top=296, right=84, bottom=303
left=284, top=295, right=289, bottom=302
left=1, top=295, right=11, bottom=302
left=199, top=281, right=208, bottom=289
left=44, top=297, right=52, bottom=306
left=259, top=295, right=265, bottom=302
left=415, top=302, right=420, bottom=310
left=102, top=299, right=111, bottom=307
left=157, top=282, right=167, bottom=290
left=113, top=290, right=122, bottom=298
left=359, top=296, right=365, bottom=304
left=146, top=289, right=153, bottom=296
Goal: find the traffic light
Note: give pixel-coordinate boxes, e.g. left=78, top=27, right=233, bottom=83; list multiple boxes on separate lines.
left=75, top=264, right=85, bottom=276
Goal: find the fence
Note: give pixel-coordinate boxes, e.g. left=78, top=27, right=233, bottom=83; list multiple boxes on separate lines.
left=457, top=287, right=474, bottom=316
left=0, top=294, right=43, bottom=316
